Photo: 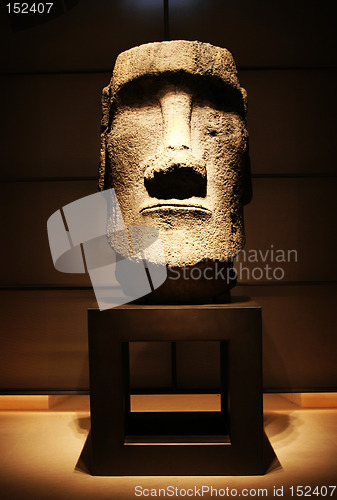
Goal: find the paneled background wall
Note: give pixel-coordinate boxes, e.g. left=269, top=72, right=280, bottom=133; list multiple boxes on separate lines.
left=0, top=0, right=336, bottom=393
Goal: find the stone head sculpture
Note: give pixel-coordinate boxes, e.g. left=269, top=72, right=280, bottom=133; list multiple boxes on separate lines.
left=99, top=41, right=252, bottom=302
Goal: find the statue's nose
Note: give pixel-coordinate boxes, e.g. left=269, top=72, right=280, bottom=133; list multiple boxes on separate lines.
left=143, top=87, right=207, bottom=200
left=161, top=89, right=192, bottom=152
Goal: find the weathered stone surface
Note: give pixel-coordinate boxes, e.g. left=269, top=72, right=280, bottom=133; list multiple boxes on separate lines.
left=99, top=41, right=252, bottom=302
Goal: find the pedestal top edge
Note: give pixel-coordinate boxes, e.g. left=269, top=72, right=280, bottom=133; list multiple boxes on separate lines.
left=88, top=296, right=260, bottom=312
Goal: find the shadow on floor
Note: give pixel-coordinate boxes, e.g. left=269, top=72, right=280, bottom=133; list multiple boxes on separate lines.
left=75, top=429, right=280, bottom=476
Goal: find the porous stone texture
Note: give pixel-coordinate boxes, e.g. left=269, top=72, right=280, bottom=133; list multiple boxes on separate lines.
left=99, top=41, right=252, bottom=302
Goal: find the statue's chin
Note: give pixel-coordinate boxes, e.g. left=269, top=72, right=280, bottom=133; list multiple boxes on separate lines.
left=136, top=260, right=236, bottom=305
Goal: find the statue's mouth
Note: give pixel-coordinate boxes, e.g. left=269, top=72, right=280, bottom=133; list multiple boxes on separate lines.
left=140, top=203, right=212, bottom=216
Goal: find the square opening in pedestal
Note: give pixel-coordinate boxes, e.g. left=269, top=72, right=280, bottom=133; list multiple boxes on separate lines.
left=123, top=341, right=230, bottom=445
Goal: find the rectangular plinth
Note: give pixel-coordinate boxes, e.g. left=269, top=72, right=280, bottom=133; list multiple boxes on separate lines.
left=88, top=297, right=263, bottom=475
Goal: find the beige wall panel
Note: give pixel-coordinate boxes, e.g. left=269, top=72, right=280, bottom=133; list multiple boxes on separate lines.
left=0, top=289, right=96, bottom=391
left=0, top=0, right=164, bottom=74
left=0, top=285, right=336, bottom=392
left=242, top=177, right=337, bottom=283
left=129, top=342, right=173, bottom=389
left=1, top=1, right=335, bottom=73
left=232, top=285, right=337, bottom=391
left=169, top=0, right=337, bottom=68
left=1, top=178, right=335, bottom=286
left=0, top=181, right=96, bottom=286
left=240, top=70, right=337, bottom=175
left=1, top=70, right=336, bottom=178
left=176, top=341, right=221, bottom=389
left=0, top=73, right=105, bottom=179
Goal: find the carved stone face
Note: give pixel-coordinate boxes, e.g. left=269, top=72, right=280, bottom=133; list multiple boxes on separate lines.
left=99, top=41, right=251, bottom=300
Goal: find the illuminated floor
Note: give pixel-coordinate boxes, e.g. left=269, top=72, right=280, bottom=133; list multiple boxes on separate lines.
left=0, top=395, right=336, bottom=500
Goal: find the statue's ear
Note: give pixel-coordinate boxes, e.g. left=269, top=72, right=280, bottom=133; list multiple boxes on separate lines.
left=98, top=87, right=111, bottom=191
left=239, top=86, right=252, bottom=205
left=241, top=145, right=252, bottom=206
left=240, top=87, right=248, bottom=115
left=98, top=134, right=107, bottom=191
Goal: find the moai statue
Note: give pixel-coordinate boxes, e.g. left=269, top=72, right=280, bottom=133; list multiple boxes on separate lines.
left=99, top=41, right=251, bottom=302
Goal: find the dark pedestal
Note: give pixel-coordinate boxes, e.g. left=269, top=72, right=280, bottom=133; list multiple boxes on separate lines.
left=88, top=297, right=264, bottom=475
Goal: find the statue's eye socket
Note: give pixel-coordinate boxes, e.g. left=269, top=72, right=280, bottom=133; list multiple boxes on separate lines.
left=208, top=130, right=218, bottom=137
